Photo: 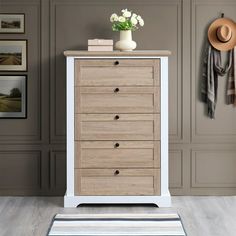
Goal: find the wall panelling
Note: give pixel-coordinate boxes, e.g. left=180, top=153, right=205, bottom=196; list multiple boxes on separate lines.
left=0, top=0, right=235, bottom=195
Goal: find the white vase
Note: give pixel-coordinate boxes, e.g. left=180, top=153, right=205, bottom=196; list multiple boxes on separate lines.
left=115, top=30, right=137, bottom=51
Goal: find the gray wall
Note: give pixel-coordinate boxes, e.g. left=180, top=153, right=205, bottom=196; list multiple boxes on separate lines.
left=0, top=0, right=236, bottom=196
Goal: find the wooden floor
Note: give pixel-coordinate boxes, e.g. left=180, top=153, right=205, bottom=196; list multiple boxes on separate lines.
left=0, top=196, right=235, bottom=236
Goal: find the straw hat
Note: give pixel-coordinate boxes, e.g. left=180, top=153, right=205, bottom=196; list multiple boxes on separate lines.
left=208, top=17, right=236, bottom=51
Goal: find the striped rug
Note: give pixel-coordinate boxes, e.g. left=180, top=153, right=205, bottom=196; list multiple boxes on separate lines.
left=47, top=213, right=187, bottom=236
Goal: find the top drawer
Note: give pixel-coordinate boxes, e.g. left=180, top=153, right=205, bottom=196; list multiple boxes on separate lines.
left=75, top=59, right=160, bottom=87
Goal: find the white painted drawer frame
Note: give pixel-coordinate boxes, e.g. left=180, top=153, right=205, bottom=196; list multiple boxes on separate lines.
left=64, top=55, right=171, bottom=207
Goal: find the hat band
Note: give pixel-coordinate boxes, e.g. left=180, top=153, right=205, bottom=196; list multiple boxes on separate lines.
left=216, top=31, right=232, bottom=43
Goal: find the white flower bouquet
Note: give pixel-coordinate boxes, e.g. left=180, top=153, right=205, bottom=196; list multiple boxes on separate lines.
left=110, top=9, right=144, bottom=31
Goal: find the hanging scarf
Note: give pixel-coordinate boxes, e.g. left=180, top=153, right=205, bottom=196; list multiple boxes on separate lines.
left=201, top=43, right=233, bottom=119
left=226, top=47, right=236, bottom=105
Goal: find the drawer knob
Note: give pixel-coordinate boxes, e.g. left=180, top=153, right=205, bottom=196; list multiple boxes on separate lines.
left=114, top=142, right=120, bottom=148
left=114, top=115, right=120, bottom=120
left=114, top=170, right=120, bottom=175
left=114, top=61, right=119, bottom=65
left=114, top=88, right=120, bottom=93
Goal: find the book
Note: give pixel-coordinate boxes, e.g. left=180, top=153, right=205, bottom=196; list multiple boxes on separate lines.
left=88, top=39, right=113, bottom=46
left=88, top=45, right=113, bottom=51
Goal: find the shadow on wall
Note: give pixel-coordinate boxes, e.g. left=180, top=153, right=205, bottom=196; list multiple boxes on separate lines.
left=66, top=23, right=116, bottom=50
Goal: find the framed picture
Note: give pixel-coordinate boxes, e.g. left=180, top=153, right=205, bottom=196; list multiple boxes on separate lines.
left=0, top=13, right=25, bottom=33
left=0, top=75, right=27, bottom=118
left=0, top=40, right=27, bottom=71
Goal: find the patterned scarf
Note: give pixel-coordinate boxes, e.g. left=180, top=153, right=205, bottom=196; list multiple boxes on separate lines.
left=201, top=43, right=233, bottom=119
left=226, top=47, right=236, bottom=105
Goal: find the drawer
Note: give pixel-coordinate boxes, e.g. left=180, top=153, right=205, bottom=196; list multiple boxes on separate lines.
left=75, top=168, right=160, bottom=196
left=75, top=141, right=160, bottom=168
left=75, top=59, right=159, bottom=86
left=75, top=114, right=160, bottom=141
left=75, top=87, right=160, bottom=113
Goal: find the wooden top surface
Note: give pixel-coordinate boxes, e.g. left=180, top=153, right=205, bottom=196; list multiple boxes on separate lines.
left=64, top=50, right=171, bottom=57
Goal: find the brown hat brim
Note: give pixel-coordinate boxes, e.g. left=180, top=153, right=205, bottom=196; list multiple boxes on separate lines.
left=208, top=18, right=236, bottom=51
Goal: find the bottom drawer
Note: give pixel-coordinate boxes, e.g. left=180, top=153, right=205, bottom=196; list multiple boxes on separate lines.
left=75, top=169, right=160, bottom=196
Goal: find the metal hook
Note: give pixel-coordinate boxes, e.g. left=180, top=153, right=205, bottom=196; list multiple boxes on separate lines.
left=221, top=13, right=224, bottom=18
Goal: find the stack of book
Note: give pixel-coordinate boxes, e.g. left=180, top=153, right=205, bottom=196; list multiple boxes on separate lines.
left=88, top=39, right=113, bottom=51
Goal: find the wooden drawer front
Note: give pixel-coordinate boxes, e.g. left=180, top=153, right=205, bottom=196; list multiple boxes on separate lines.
left=75, top=114, right=160, bottom=141
left=75, top=87, right=160, bottom=113
left=75, top=141, right=160, bottom=168
left=75, top=59, right=159, bottom=86
left=75, top=169, right=160, bottom=196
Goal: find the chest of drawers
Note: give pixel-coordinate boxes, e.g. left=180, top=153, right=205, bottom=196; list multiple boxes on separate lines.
left=64, top=50, right=171, bottom=207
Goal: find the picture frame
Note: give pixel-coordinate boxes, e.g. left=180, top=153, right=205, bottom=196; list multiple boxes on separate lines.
left=0, top=75, right=27, bottom=118
left=0, top=13, right=25, bottom=33
left=0, top=40, right=27, bottom=71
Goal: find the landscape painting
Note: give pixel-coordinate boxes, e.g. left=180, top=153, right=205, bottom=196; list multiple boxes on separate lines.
left=0, top=45, right=22, bottom=65
left=0, top=75, right=26, bottom=118
left=0, top=14, right=25, bottom=33
left=0, top=40, right=27, bottom=71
